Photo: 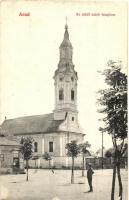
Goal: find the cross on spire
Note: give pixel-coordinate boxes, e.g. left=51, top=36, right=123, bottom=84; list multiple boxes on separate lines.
left=66, top=16, right=67, bottom=25
left=65, top=16, right=68, bottom=30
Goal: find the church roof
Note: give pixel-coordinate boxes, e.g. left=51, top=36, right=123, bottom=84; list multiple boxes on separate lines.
left=0, top=113, right=64, bottom=136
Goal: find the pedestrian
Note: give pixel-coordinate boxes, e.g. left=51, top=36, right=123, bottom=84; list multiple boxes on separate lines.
left=87, top=163, right=94, bottom=192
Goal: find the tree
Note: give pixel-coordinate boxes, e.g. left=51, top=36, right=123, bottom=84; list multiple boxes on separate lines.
left=42, top=152, right=52, bottom=169
left=79, top=141, right=91, bottom=176
left=20, top=137, right=34, bottom=181
left=65, top=140, right=80, bottom=184
left=105, top=144, right=128, bottom=167
left=105, top=148, right=115, bottom=158
left=97, top=60, right=127, bottom=200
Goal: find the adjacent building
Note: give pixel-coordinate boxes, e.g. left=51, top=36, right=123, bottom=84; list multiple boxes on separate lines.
left=0, top=135, right=24, bottom=173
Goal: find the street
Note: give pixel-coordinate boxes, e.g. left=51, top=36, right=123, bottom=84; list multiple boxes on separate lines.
left=0, top=169, right=128, bottom=200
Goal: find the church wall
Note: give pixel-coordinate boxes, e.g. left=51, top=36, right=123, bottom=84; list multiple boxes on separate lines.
left=29, top=156, right=83, bottom=169
left=32, top=135, right=43, bottom=155
left=20, top=132, right=67, bottom=157
left=66, top=132, right=84, bottom=144
left=44, top=133, right=60, bottom=156
left=24, top=131, right=83, bottom=157
left=16, top=131, right=83, bottom=169
left=52, top=156, right=68, bottom=168
left=43, top=132, right=67, bottom=157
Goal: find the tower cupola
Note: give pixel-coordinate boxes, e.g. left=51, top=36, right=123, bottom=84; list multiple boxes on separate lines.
left=59, top=24, right=73, bottom=65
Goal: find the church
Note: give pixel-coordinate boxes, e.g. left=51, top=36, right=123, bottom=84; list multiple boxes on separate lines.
left=0, top=23, right=85, bottom=168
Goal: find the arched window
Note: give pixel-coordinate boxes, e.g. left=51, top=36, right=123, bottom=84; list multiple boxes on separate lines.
left=59, top=89, right=64, bottom=100
left=71, top=89, right=74, bottom=101
left=34, top=142, right=38, bottom=152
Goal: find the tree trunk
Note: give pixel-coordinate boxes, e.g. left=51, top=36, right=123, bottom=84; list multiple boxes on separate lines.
left=49, top=160, right=51, bottom=169
left=111, top=162, right=116, bottom=200
left=82, top=155, right=85, bottom=177
left=35, top=160, right=36, bottom=168
left=71, top=157, right=74, bottom=184
left=26, top=160, right=29, bottom=181
left=35, top=160, right=38, bottom=173
left=116, top=162, right=123, bottom=200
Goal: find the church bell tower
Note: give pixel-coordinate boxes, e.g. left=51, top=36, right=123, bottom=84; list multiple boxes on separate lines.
left=53, top=22, right=79, bottom=124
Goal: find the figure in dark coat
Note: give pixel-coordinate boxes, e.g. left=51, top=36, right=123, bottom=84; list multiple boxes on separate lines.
left=87, top=163, right=94, bottom=192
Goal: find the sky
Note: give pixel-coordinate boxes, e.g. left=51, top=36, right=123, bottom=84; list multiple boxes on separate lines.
left=0, top=0, right=127, bottom=151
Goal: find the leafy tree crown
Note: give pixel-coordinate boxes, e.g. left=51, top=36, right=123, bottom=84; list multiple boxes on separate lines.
left=79, top=141, right=91, bottom=154
left=98, top=61, right=127, bottom=139
left=20, top=137, right=34, bottom=160
left=65, top=140, right=80, bottom=157
left=42, top=152, right=52, bottom=160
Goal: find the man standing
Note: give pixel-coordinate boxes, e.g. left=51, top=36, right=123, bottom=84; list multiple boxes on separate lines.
left=87, top=163, right=94, bottom=192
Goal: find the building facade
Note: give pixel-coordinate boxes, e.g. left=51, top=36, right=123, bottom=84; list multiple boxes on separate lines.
left=0, top=136, right=24, bottom=174
left=1, top=23, right=84, bottom=168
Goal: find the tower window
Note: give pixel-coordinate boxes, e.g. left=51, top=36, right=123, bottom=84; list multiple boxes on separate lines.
left=60, top=77, right=63, bottom=81
left=72, top=117, right=74, bottom=121
left=34, top=142, right=38, bottom=152
left=71, top=89, right=74, bottom=101
left=59, top=89, right=64, bottom=100
left=49, top=142, right=53, bottom=152
left=71, top=77, right=74, bottom=81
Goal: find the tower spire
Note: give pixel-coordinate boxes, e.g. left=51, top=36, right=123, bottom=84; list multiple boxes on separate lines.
left=64, top=16, right=69, bottom=39
left=58, top=18, right=73, bottom=64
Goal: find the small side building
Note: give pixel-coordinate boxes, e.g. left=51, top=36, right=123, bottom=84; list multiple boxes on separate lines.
left=0, top=136, right=24, bottom=174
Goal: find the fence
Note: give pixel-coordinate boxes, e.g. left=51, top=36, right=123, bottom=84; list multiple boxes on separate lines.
left=85, top=157, right=127, bottom=169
